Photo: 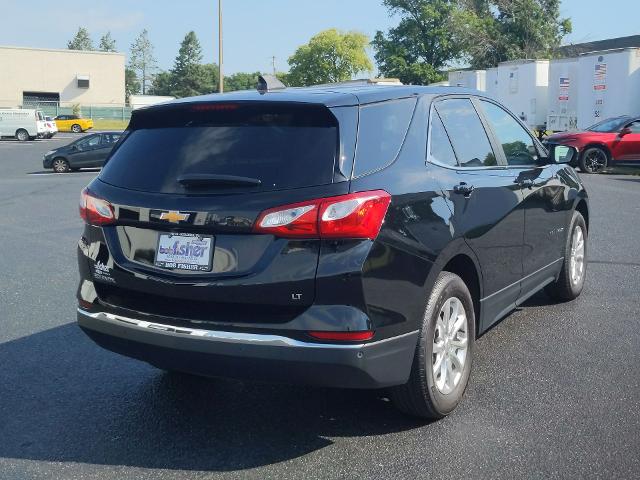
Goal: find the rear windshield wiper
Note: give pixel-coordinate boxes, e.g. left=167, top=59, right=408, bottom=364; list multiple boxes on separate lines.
left=177, top=174, right=262, bottom=188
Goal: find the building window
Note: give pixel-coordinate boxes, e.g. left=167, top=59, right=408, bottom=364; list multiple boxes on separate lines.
left=77, top=75, right=90, bottom=89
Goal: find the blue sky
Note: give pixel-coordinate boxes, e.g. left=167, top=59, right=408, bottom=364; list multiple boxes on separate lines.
left=0, top=0, right=638, bottom=74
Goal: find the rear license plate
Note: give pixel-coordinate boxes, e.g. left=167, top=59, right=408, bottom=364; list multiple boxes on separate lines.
left=154, top=233, right=214, bottom=272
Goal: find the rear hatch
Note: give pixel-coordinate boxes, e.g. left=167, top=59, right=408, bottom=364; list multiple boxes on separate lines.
left=84, top=101, right=357, bottom=324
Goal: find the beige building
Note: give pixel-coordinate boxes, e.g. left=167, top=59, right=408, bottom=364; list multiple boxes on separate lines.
left=0, top=45, right=125, bottom=107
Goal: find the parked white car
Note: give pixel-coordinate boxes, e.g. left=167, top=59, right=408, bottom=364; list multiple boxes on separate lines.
left=43, top=116, right=58, bottom=138
left=0, top=108, right=47, bottom=141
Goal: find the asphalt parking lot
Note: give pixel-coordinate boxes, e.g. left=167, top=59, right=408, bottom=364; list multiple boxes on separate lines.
left=1, top=136, right=639, bottom=480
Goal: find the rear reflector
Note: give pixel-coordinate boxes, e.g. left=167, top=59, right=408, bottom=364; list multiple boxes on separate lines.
left=253, top=190, right=391, bottom=240
left=308, top=331, right=375, bottom=342
left=79, top=188, right=115, bottom=226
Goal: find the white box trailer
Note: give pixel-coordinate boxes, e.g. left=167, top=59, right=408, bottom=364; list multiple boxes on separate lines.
left=0, top=108, right=46, bottom=140
left=547, top=58, right=579, bottom=132
left=496, top=59, right=549, bottom=129
left=486, top=67, right=499, bottom=98
left=576, top=47, right=640, bottom=129
left=448, top=70, right=486, bottom=91
left=129, top=95, right=175, bottom=110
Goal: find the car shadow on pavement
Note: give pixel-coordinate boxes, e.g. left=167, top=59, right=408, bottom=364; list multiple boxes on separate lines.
left=0, top=323, right=427, bottom=472
left=26, top=169, right=101, bottom=175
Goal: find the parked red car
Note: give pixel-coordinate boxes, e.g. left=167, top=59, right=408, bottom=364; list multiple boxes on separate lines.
left=546, top=116, right=640, bottom=173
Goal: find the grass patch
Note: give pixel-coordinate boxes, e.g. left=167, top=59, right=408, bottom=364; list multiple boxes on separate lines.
left=92, top=118, right=129, bottom=131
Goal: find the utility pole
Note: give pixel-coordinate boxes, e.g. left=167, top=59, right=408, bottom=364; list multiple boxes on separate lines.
left=271, top=56, right=276, bottom=75
left=218, top=0, right=223, bottom=93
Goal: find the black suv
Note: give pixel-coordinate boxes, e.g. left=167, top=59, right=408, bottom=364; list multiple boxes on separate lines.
left=77, top=85, right=588, bottom=418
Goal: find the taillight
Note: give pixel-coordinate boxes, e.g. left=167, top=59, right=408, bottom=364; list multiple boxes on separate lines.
left=79, top=188, right=115, bottom=225
left=308, top=330, right=375, bottom=341
left=253, top=190, right=391, bottom=240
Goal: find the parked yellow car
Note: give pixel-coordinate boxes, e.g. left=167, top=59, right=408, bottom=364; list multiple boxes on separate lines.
left=53, top=114, right=94, bottom=133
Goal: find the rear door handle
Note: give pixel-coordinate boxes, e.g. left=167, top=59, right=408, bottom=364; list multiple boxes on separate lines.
left=453, top=182, right=474, bottom=196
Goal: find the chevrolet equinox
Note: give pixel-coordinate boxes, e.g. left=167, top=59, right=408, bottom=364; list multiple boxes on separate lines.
left=77, top=84, right=588, bottom=419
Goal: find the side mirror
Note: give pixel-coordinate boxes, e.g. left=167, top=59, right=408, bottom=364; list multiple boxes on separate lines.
left=619, top=127, right=632, bottom=137
left=547, top=144, right=577, bottom=164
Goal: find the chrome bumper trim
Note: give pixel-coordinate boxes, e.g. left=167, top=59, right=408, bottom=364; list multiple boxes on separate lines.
left=78, top=308, right=417, bottom=350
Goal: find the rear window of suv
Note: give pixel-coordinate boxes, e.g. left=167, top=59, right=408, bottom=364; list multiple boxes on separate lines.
left=99, top=103, right=340, bottom=194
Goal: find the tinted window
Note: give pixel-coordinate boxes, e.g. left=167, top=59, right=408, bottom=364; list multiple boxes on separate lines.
left=353, top=98, right=416, bottom=177
left=587, top=117, right=631, bottom=133
left=78, top=135, right=101, bottom=148
left=102, top=133, right=121, bottom=144
left=428, top=110, right=458, bottom=167
left=435, top=99, right=496, bottom=167
left=481, top=100, right=538, bottom=166
left=100, top=103, right=339, bottom=194
left=627, top=121, right=640, bottom=133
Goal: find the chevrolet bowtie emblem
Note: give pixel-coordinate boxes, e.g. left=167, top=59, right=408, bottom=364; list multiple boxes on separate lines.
left=159, top=211, right=190, bottom=223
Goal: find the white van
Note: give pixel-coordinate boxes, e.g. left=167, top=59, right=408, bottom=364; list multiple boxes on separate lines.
left=0, top=109, right=47, bottom=141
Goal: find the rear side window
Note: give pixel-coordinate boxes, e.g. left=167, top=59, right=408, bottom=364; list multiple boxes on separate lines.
left=99, top=103, right=339, bottom=194
left=428, top=110, right=458, bottom=167
left=353, top=98, right=416, bottom=177
left=435, top=99, right=497, bottom=168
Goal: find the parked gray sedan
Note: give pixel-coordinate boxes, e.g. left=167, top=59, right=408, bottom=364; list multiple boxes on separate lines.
left=43, top=132, right=123, bottom=173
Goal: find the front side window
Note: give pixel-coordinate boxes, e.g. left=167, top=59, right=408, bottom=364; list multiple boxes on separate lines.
left=480, top=100, right=538, bottom=166
left=435, top=99, right=496, bottom=167
left=78, top=135, right=101, bottom=148
left=626, top=121, right=640, bottom=134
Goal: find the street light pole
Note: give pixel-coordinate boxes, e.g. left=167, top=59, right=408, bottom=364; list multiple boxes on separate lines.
left=218, top=0, right=223, bottom=93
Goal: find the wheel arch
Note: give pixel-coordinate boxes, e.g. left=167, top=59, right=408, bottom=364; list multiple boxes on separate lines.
left=425, top=240, right=484, bottom=333
left=575, top=198, right=589, bottom=233
left=581, top=142, right=612, bottom=162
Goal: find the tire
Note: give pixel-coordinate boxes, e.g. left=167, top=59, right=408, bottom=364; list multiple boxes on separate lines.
left=579, top=147, right=608, bottom=173
left=16, top=129, right=29, bottom=142
left=71, top=124, right=82, bottom=133
left=52, top=157, right=71, bottom=173
left=545, top=211, right=587, bottom=301
left=391, top=271, right=475, bottom=419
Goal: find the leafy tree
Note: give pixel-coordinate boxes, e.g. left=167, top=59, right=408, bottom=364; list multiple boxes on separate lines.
left=287, top=29, right=373, bottom=86
left=68, top=27, right=94, bottom=51
left=99, top=32, right=117, bottom=52
left=150, top=32, right=218, bottom=98
left=224, top=71, right=261, bottom=92
left=373, top=0, right=463, bottom=85
left=456, top=0, right=572, bottom=68
left=129, top=29, right=157, bottom=95
left=125, top=68, right=140, bottom=103
left=168, top=31, right=210, bottom=98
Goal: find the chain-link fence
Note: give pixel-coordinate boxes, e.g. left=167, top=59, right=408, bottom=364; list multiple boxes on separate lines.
left=21, top=101, right=132, bottom=121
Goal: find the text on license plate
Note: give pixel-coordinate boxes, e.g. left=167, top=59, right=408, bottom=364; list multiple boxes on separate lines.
left=155, top=233, right=213, bottom=272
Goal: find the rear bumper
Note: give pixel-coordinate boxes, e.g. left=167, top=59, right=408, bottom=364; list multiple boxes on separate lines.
left=78, top=308, right=418, bottom=389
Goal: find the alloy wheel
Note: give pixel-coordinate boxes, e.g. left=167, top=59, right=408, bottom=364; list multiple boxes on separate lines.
left=432, top=297, right=468, bottom=395
left=569, top=225, right=585, bottom=285
left=585, top=150, right=607, bottom=173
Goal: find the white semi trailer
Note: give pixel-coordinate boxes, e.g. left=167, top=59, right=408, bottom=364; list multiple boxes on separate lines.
left=576, top=47, right=640, bottom=129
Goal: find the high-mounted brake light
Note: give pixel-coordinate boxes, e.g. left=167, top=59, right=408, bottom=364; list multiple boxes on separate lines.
left=253, top=190, right=391, bottom=240
left=308, top=330, right=375, bottom=342
left=79, top=188, right=115, bottom=226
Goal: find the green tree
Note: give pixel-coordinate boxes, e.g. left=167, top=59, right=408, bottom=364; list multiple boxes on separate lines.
left=168, top=31, right=210, bottom=98
left=455, top=0, right=572, bottom=68
left=287, top=29, right=373, bottom=86
left=129, top=29, right=157, bottom=95
left=125, top=68, right=140, bottom=103
left=68, top=27, right=93, bottom=51
left=372, top=0, right=463, bottom=85
left=224, top=71, right=261, bottom=92
left=99, top=32, right=117, bottom=52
